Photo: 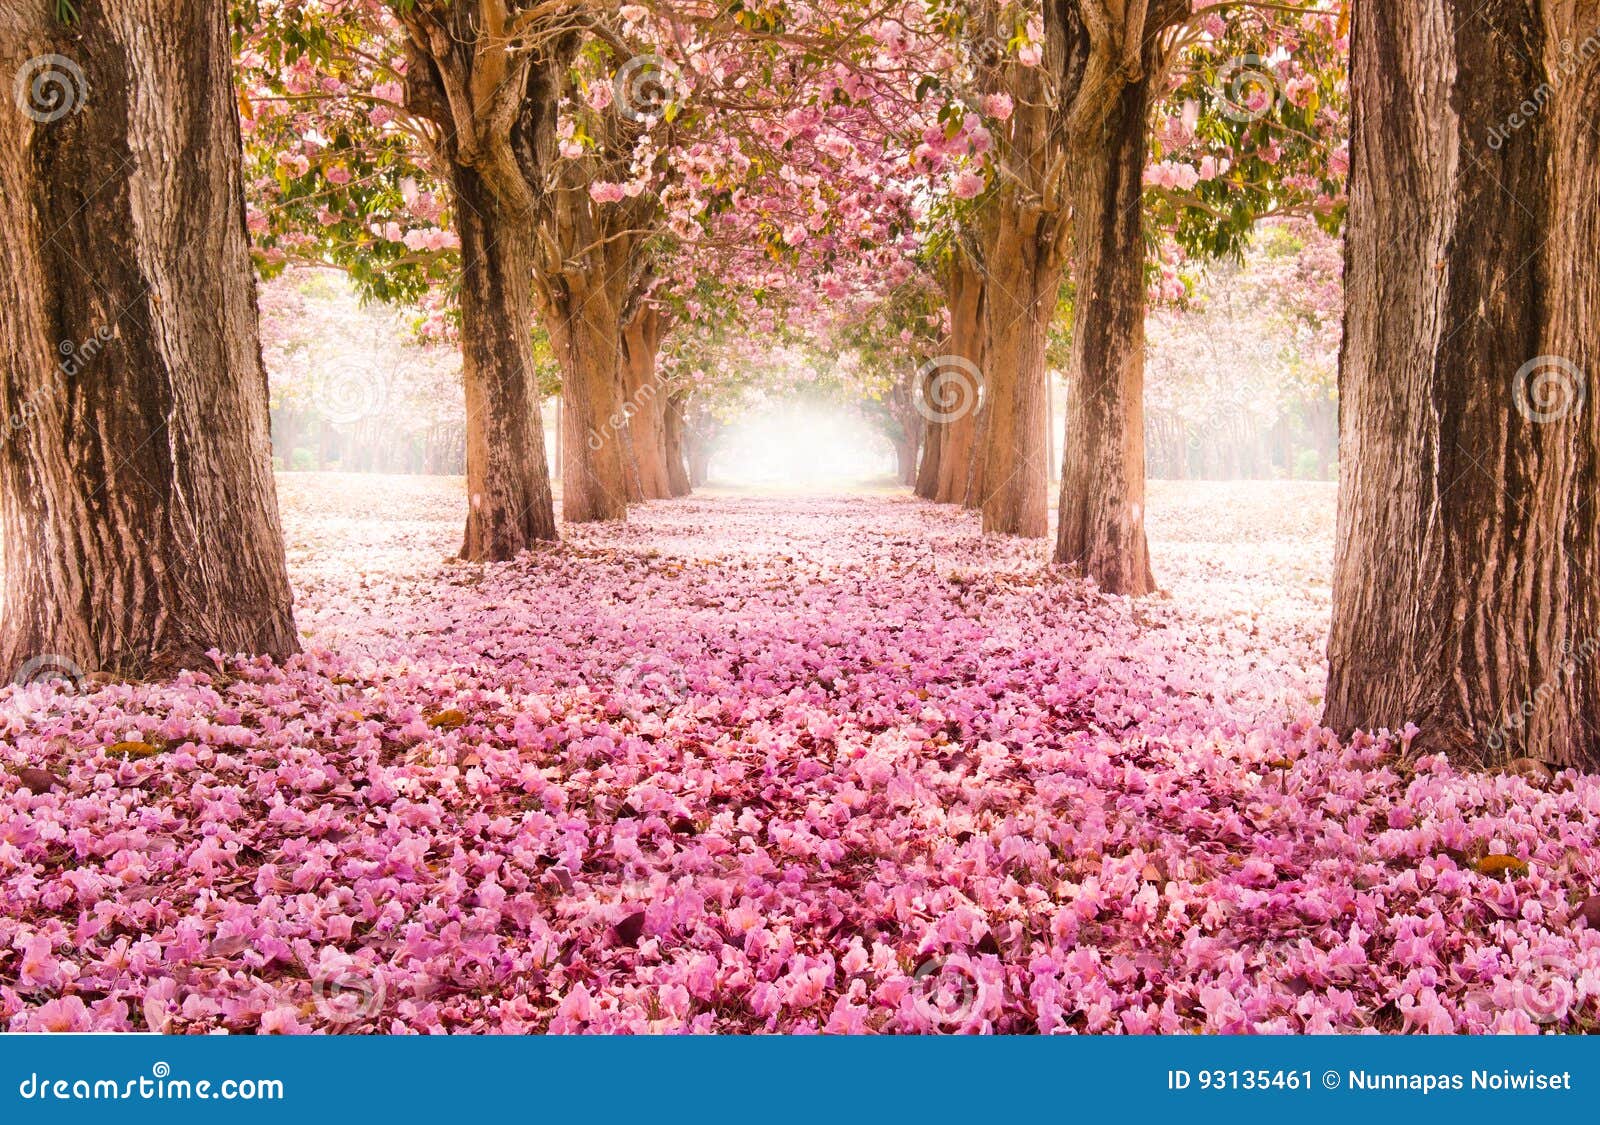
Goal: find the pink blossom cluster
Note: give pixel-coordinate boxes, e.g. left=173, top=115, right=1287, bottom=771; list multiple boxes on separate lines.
left=3, top=478, right=1596, bottom=1034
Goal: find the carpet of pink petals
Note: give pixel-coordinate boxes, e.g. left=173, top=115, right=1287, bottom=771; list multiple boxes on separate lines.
left=4, top=475, right=1598, bottom=1034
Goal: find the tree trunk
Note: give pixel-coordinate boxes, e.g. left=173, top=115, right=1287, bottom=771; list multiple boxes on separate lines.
left=687, top=435, right=712, bottom=489
left=553, top=394, right=562, bottom=479
left=1054, top=74, right=1157, bottom=596
left=1324, top=0, right=1600, bottom=769
left=938, top=256, right=985, bottom=506
left=0, top=0, right=297, bottom=677
left=913, top=377, right=942, bottom=499
left=452, top=165, right=558, bottom=558
left=620, top=305, right=672, bottom=500
left=893, top=430, right=919, bottom=486
left=663, top=392, right=692, bottom=497
left=545, top=277, right=630, bottom=523
left=977, top=211, right=1057, bottom=538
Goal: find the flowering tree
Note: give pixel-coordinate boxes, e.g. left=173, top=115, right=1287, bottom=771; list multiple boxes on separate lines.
left=1327, top=0, right=1600, bottom=769
left=904, top=0, right=1346, bottom=596
left=1, top=0, right=298, bottom=677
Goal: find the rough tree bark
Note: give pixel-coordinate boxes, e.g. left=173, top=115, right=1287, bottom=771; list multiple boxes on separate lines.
left=0, top=0, right=298, bottom=677
left=452, top=163, right=558, bottom=557
left=965, top=1, right=1185, bottom=545
left=528, top=90, right=658, bottom=523
left=967, top=6, right=1060, bottom=539
left=397, top=2, right=568, bottom=559
left=938, top=252, right=985, bottom=507
left=1324, top=0, right=1600, bottom=769
left=1054, top=69, right=1157, bottom=595
left=536, top=198, right=633, bottom=523
left=977, top=210, right=1058, bottom=537
left=619, top=302, right=673, bottom=501
left=1042, top=1, right=1186, bottom=592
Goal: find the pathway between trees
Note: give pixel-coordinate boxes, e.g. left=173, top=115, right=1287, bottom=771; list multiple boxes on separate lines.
left=5, top=480, right=1596, bottom=1033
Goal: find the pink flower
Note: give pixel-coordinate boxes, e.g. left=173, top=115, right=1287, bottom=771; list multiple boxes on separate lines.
left=19, top=934, right=63, bottom=989
left=260, top=1006, right=309, bottom=1034
left=28, top=996, right=92, bottom=1033
left=952, top=169, right=986, bottom=199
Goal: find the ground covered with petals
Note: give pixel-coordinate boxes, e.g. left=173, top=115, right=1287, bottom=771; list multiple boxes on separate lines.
left=3, top=478, right=1597, bottom=1033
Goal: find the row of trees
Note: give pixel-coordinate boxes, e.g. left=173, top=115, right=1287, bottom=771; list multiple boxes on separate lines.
left=3, top=1, right=1598, bottom=768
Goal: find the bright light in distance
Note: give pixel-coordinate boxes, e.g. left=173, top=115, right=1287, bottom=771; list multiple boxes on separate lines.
left=710, top=403, right=893, bottom=487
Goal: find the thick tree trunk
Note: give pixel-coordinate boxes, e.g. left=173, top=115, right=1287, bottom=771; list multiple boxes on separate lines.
left=1325, top=0, right=1600, bottom=769
left=938, top=257, right=985, bottom=506
left=451, top=164, right=557, bottom=560
left=620, top=306, right=672, bottom=500
left=545, top=276, right=630, bottom=523
left=1054, top=74, right=1157, bottom=596
left=976, top=212, right=1057, bottom=538
left=0, top=0, right=297, bottom=677
left=663, top=393, right=692, bottom=497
